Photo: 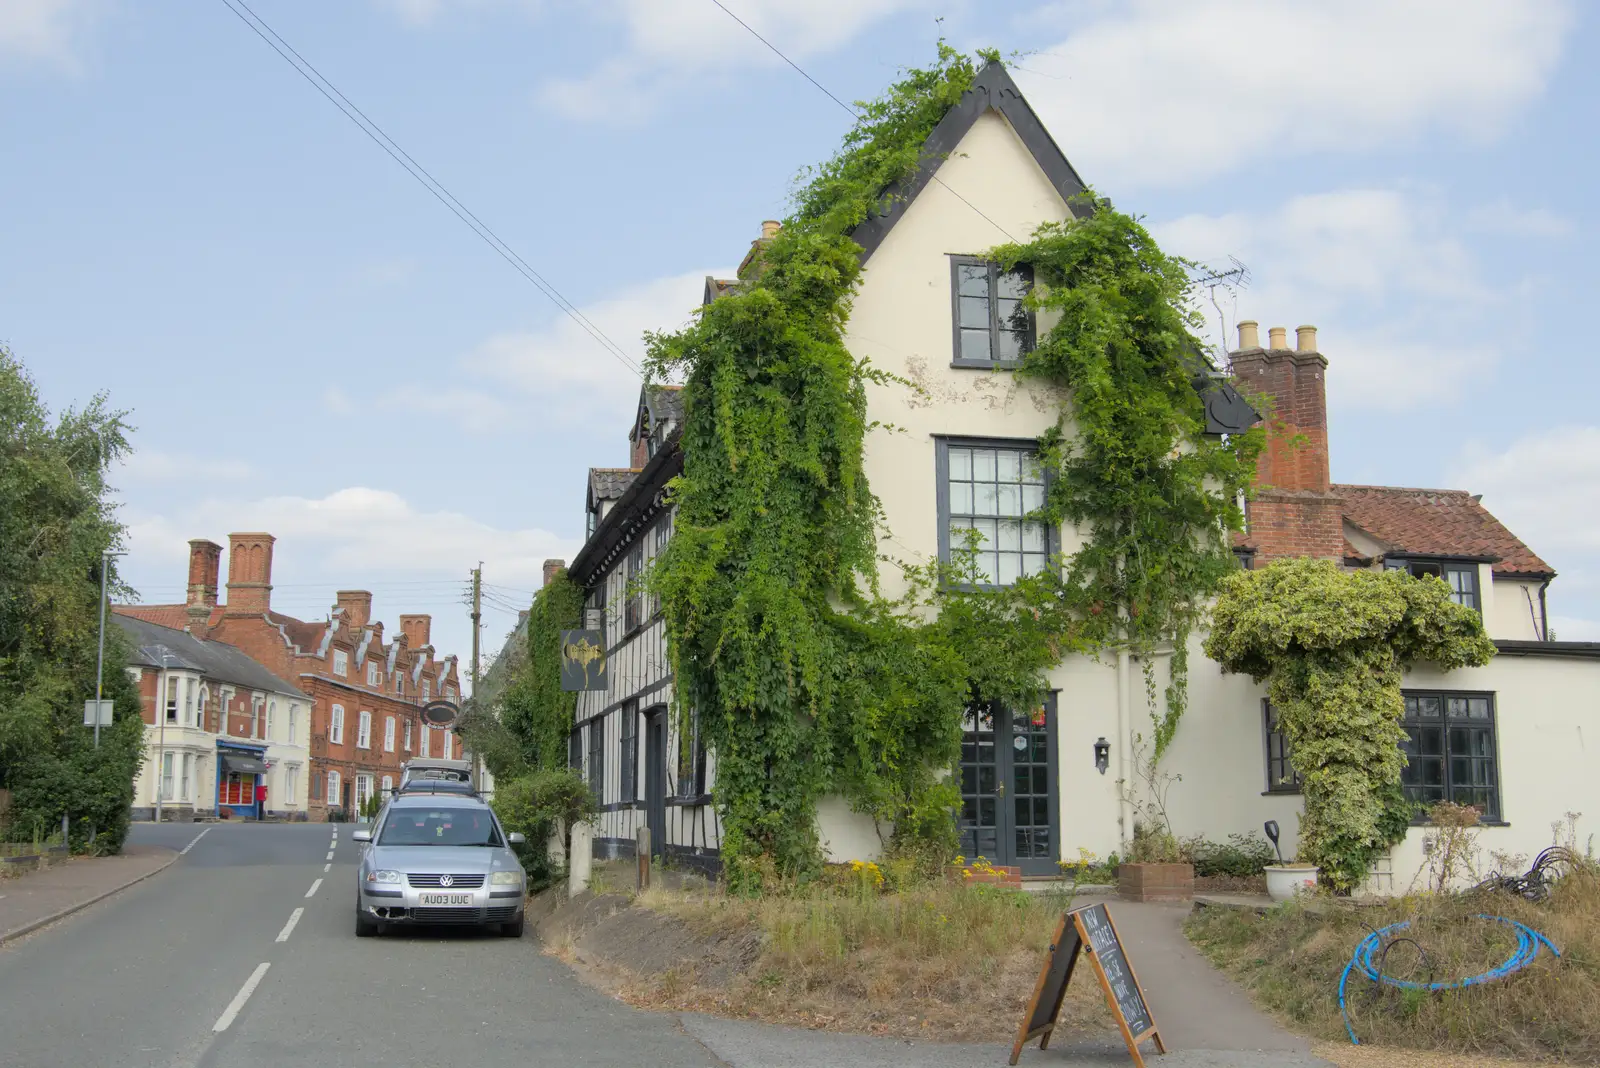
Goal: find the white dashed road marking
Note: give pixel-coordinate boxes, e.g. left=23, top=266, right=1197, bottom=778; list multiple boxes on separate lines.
left=305, top=879, right=322, bottom=899
left=326, top=851, right=334, bottom=861
left=180, top=828, right=212, bottom=855
left=275, top=908, right=304, bottom=943
left=323, top=862, right=331, bottom=873
left=213, top=962, right=271, bottom=1032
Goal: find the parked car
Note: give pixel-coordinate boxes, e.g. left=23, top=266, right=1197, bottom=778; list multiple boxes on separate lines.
left=351, top=793, right=527, bottom=938
left=399, top=758, right=473, bottom=787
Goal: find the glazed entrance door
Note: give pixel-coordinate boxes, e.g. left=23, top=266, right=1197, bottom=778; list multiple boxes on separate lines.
left=957, top=695, right=1059, bottom=875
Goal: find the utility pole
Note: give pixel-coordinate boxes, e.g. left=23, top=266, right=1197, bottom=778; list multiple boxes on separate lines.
left=469, top=563, right=482, bottom=790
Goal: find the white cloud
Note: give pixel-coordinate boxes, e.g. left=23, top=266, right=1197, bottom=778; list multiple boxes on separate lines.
left=371, top=383, right=515, bottom=432
left=1450, top=426, right=1600, bottom=627
left=465, top=267, right=727, bottom=419
left=540, top=0, right=928, bottom=120
left=0, top=0, right=99, bottom=67
left=1156, top=189, right=1502, bottom=411
left=1013, top=0, right=1573, bottom=187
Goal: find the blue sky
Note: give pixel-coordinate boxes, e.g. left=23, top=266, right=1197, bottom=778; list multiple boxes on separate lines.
left=4, top=0, right=1596, bottom=676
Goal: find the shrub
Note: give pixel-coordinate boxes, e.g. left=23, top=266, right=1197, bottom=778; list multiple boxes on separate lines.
left=1184, top=832, right=1276, bottom=878
left=491, top=767, right=597, bottom=890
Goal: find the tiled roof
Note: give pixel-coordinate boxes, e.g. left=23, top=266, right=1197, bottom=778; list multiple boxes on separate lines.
left=1334, top=484, right=1553, bottom=576
left=646, top=384, right=684, bottom=426
left=589, top=467, right=639, bottom=502
left=703, top=276, right=742, bottom=305
left=269, top=611, right=328, bottom=653
left=114, top=614, right=309, bottom=698
left=115, top=604, right=189, bottom=630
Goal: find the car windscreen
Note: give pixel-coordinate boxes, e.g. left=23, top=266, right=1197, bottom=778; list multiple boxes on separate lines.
left=376, top=807, right=503, bottom=847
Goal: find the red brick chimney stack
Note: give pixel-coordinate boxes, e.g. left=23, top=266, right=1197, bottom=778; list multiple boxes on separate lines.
left=400, top=614, right=431, bottom=650
left=1230, top=323, right=1344, bottom=563
left=186, top=539, right=222, bottom=633
left=224, top=532, right=276, bottom=615
left=542, top=559, right=566, bottom=587
left=335, top=590, right=373, bottom=631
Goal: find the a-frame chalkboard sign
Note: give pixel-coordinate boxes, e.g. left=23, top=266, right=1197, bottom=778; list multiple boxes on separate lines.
left=1009, top=903, right=1165, bottom=1066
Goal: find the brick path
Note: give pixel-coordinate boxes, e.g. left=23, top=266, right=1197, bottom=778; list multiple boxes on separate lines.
left=0, top=844, right=177, bottom=944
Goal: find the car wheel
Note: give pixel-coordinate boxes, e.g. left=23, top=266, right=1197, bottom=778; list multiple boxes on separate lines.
left=499, top=914, right=525, bottom=938
left=356, top=908, right=380, bottom=937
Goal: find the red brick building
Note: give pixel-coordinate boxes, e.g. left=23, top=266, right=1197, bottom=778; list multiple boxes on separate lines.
left=117, top=533, right=462, bottom=819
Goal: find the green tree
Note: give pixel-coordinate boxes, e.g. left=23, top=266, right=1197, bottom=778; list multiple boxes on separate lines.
left=1204, top=559, right=1497, bottom=891
left=0, top=345, right=145, bottom=853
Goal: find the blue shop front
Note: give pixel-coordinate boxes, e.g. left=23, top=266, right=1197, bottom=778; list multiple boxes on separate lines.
left=216, top=741, right=268, bottom=820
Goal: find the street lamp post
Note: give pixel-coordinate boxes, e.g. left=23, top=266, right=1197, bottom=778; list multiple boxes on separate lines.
left=92, top=550, right=124, bottom=749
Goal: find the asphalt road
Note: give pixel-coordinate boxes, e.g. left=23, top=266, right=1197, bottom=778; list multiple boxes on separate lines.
left=0, top=821, right=724, bottom=1068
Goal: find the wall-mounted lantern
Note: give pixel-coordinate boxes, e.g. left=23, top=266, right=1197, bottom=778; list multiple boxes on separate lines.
left=1093, top=737, right=1110, bottom=775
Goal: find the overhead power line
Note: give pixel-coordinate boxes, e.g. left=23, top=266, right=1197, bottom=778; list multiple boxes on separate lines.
left=218, top=0, right=641, bottom=377
left=707, top=0, right=1016, bottom=244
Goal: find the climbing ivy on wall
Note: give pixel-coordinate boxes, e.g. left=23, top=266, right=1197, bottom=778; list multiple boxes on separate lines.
left=989, top=209, right=1265, bottom=758
left=1204, top=559, right=1496, bottom=892
left=647, top=46, right=1266, bottom=888
left=463, top=569, right=583, bottom=781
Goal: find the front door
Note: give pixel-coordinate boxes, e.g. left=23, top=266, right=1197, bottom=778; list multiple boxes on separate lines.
left=644, top=710, right=667, bottom=859
left=958, top=695, right=1059, bottom=875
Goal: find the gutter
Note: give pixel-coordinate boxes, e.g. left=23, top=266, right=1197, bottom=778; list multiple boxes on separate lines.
left=1494, top=639, right=1600, bottom=660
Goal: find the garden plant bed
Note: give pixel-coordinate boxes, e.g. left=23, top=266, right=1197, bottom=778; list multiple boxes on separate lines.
left=1185, top=871, right=1600, bottom=1063
left=536, top=869, right=1113, bottom=1043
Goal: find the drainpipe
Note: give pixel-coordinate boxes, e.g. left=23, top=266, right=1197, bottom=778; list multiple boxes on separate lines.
left=1539, top=577, right=1552, bottom=641
left=1116, top=650, right=1133, bottom=847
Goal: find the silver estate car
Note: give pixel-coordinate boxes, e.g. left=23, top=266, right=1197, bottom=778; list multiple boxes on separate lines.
left=351, top=793, right=527, bottom=938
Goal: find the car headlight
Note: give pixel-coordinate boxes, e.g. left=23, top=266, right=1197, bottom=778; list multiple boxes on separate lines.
left=489, top=870, right=523, bottom=885
left=366, top=869, right=403, bottom=884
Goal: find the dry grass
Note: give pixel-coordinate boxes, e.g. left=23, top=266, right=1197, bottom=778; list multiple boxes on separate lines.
left=553, top=873, right=1112, bottom=1043
left=1185, top=869, right=1600, bottom=1063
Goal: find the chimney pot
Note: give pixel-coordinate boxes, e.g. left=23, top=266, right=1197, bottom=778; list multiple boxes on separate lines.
left=1268, top=326, right=1289, bottom=350
left=335, top=590, right=373, bottom=631
left=224, top=532, right=276, bottom=615
left=400, top=614, right=432, bottom=651
left=761, top=220, right=781, bottom=240
left=1296, top=325, right=1318, bottom=354
left=1236, top=320, right=1260, bottom=351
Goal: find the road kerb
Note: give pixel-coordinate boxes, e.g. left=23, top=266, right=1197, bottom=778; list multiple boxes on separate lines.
left=0, top=847, right=180, bottom=946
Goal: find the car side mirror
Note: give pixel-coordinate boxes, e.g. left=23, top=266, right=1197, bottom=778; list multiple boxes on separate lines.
left=507, top=832, right=525, bottom=845
left=351, top=829, right=372, bottom=843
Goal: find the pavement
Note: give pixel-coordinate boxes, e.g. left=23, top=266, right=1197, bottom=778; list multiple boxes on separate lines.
left=0, top=822, right=1333, bottom=1067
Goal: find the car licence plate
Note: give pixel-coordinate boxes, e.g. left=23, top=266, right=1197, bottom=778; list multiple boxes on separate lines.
left=419, top=893, right=473, bottom=906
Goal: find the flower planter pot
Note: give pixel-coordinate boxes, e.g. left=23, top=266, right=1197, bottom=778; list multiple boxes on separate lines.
left=1264, top=864, right=1319, bottom=901
left=1118, top=862, right=1193, bottom=902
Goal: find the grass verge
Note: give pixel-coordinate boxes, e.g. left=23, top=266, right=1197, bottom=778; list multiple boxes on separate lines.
left=1185, top=870, right=1600, bottom=1063
left=543, top=864, right=1113, bottom=1043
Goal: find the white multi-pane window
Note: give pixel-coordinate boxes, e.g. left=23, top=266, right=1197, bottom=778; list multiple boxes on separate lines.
left=180, top=753, right=193, bottom=801
left=404, top=719, right=412, bottom=751
left=160, top=752, right=175, bottom=800
left=381, top=774, right=393, bottom=795
left=383, top=716, right=396, bottom=752
left=939, top=441, right=1050, bottom=586
left=330, top=704, right=346, bottom=744
left=422, top=679, right=431, bottom=702
left=285, top=764, right=300, bottom=806
left=354, top=774, right=373, bottom=813
left=266, top=701, right=277, bottom=741
left=164, top=675, right=179, bottom=723
left=442, top=731, right=453, bottom=760
left=420, top=724, right=431, bottom=758
left=288, top=704, right=298, bottom=745
left=328, top=770, right=342, bottom=807
left=368, top=663, right=380, bottom=687
left=357, top=710, right=372, bottom=749
left=184, top=678, right=197, bottom=727
left=333, top=650, right=348, bottom=677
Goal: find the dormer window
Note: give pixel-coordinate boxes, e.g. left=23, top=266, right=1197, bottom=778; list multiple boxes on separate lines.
left=332, top=649, right=349, bottom=677
left=1384, top=557, right=1479, bottom=610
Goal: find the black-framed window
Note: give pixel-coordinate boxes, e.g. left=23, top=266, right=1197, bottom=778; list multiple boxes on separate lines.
left=587, top=717, right=605, bottom=803
left=586, top=585, right=605, bottom=646
left=1262, top=701, right=1302, bottom=793
left=1401, top=691, right=1500, bottom=821
left=619, top=700, right=638, bottom=803
left=568, top=728, right=581, bottom=772
left=653, top=514, right=671, bottom=617
left=950, top=257, right=1034, bottom=368
left=1384, top=558, right=1480, bottom=611
left=624, top=541, right=644, bottom=633
left=677, top=705, right=707, bottom=799
left=1234, top=548, right=1255, bottom=570
left=937, top=439, right=1052, bottom=586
